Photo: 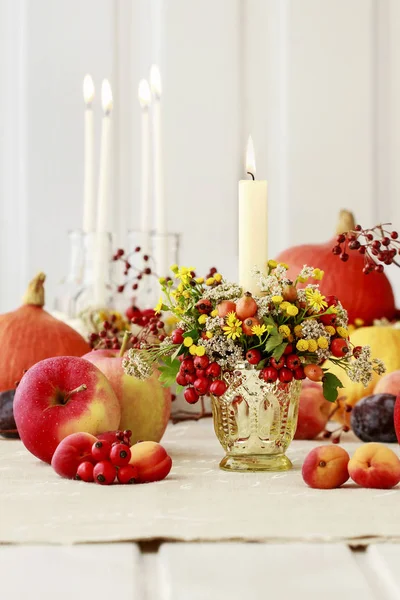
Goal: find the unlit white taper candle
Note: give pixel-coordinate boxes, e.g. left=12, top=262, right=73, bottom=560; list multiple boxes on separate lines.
left=138, top=79, right=152, bottom=253
left=238, top=136, right=268, bottom=295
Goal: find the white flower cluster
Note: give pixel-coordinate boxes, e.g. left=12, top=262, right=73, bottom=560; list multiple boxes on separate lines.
left=334, top=303, right=348, bottom=328
left=198, top=335, right=244, bottom=370
left=346, top=346, right=385, bottom=387
left=122, top=349, right=153, bottom=380
left=203, top=282, right=243, bottom=302
left=205, top=315, right=223, bottom=333
left=298, top=265, right=315, bottom=280
left=256, top=296, right=274, bottom=319
left=251, top=268, right=283, bottom=296
left=301, top=319, right=328, bottom=340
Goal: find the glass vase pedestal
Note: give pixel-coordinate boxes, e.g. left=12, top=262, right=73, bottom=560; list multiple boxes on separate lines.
left=211, top=364, right=301, bottom=473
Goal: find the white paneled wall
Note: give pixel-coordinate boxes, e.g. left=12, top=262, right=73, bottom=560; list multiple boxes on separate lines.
left=0, top=0, right=400, bottom=312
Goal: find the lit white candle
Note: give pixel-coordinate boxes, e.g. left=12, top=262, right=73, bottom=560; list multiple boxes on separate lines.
left=138, top=79, right=152, bottom=251
left=94, top=79, right=113, bottom=306
left=82, top=74, right=96, bottom=232
left=150, top=65, right=168, bottom=276
left=238, top=136, right=268, bottom=295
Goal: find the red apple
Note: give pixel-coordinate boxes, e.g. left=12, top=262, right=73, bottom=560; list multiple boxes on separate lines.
left=294, top=381, right=331, bottom=440
left=13, top=356, right=121, bottom=464
left=394, top=393, right=400, bottom=444
left=83, top=349, right=171, bottom=443
left=51, top=432, right=98, bottom=479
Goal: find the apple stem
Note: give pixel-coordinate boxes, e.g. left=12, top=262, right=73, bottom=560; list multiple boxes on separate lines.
left=64, top=384, right=87, bottom=402
left=119, top=331, right=130, bottom=357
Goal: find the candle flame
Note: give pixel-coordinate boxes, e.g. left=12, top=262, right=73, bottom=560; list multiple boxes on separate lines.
left=150, top=64, right=162, bottom=98
left=138, top=79, right=151, bottom=108
left=246, top=136, right=256, bottom=178
left=101, top=79, right=113, bottom=114
left=83, top=74, right=95, bottom=105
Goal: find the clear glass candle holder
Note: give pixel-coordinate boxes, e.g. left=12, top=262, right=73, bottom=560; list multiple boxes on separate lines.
left=53, top=229, right=84, bottom=317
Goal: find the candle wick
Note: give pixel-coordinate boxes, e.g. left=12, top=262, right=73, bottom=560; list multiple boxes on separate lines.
left=247, top=171, right=255, bottom=181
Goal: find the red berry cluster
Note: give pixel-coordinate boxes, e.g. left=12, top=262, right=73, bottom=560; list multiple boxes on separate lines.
left=75, top=430, right=138, bottom=485
left=175, top=353, right=227, bottom=405
left=258, top=345, right=306, bottom=384
left=130, top=311, right=167, bottom=348
left=89, top=315, right=124, bottom=350
left=332, top=223, right=400, bottom=273
left=112, top=247, right=155, bottom=294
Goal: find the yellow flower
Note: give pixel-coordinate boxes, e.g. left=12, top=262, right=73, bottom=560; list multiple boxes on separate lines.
left=297, top=276, right=308, bottom=283
left=305, top=288, right=328, bottom=312
left=154, top=297, right=163, bottom=314
left=286, top=304, right=299, bottom=317
left=183, top=337, right=193, bottom=347
left=278, top=262, right=289, bottom=270
left=158, top=277, right=166, bottom=284
left=170, top=264, right=179, bottom=273
left=328, top=306, right=338, bottom=314
left=195, top=277, right=204, bottom=284
left=271, top=295, right=283, bottom=304
left=354, top=318, right=364, bottom=328
left=189, top=345, right=198, bottom=355
left=325, top=326, right=336, bottom=336
left=279, top=325, right=291, bottom=339
left=176, top=267, right=194, bottom=285
left=252, top=324, right=267, bottom=337
left=307, top=339, right=318, bottom=352
left=211, top=309, right=218, bottom=318
left=223, top=318, right=242, bottom=340
left=226, top=312, right=237, bottom=325
left=205, top=331, right=213, bottom=339
left=214, top=273, right=222, bottom=282
left=198, top=314, right=207, bottom=324
left=296, top=339, right=309, bottom=352
left=195, top=346, right=206, bottom=356
left=337, top=327, right=349, bottom=338
left=312, top=268, right=324, bottom=281
left=294, top=325, right=303, bottom=338
left=177, top=283, right=184, bottom=292
left=317, top=336, right=329, bottom=349
left=268, top=259, right=278, bottom=269
left=280, top=301, right=290, bottom=311
left=183, top=290, right=191, bottom=298
left=206, top=277, right=215, bottom=286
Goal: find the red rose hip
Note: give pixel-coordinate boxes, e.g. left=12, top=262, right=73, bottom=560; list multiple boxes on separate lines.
left=93, top=461, right=117, bottom=485
left=75, top=461, right=94, bottom=482
left=330, top=338, right=349, bottom=358
left=91, top=440, right=112, bottom=462
left=117, top=464, right=139, bottom=484
left=110, top=443, right=132, bottom=467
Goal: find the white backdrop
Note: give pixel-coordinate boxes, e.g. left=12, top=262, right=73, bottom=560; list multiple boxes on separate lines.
left=0, top=0, right=400, bottom=312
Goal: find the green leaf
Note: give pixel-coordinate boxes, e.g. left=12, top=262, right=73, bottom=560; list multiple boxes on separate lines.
left=175, top=385, right=184, bottom=394
left=158, top=356, right=181, bottom=388
left=322, top=372, right=343, bottom=403
left=264, top=334, right=283, bottom=353
left=171, top=344, right=183, bottom=361
left=272, top=342, right=287, bottom=361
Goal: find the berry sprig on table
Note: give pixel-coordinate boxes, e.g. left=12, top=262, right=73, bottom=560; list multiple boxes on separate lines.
left=112, top=246, right=154, bottom=294
left=332, top=223, right=400, bottom=272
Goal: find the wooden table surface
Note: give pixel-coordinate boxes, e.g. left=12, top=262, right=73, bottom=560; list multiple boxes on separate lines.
left=1, top=420, right=400, bottom=599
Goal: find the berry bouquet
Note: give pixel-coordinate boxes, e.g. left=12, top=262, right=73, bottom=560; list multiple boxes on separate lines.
left=123, top=262, right=385, bottom=472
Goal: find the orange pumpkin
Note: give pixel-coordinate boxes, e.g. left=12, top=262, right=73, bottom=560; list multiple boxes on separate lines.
left=276, top=210, right=396, bottom=325
left=0, top=272, right=90, bottom=392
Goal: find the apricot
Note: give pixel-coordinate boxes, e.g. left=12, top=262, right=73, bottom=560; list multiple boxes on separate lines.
left=348, top=442, right=400, bottom=489
left=217, top=300, right=236, bottom=318
left=302, top=445, right=350, bottom=489
left=129, top=441, right=172, bottom=483
left=236, top=293, right=258, bottom=320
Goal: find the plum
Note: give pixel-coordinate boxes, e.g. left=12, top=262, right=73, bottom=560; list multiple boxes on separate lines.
left=350, top=393, right=397, bottom=443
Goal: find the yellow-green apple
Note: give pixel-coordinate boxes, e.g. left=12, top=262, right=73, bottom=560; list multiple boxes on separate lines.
left=51, top=432, right=98, bottom=479
left=375, top=370, right=400, bottom=397
left=13, top=356, right=120, bottom=464
left=302, top=445, right=350, bottom=489
left=129, top=441, right=172, bottom=482
left=294, top=381, right=331, bottom=440
left=348, top=442, right=400, bottom=489
left=82, top=349, right=171, bottom=443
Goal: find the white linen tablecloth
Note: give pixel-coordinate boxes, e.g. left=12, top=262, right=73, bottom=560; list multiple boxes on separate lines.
left=1, top=420, right=399, bottom=545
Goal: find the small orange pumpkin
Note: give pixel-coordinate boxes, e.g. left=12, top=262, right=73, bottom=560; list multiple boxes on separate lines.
left=0, top=273, right=90, bottom=392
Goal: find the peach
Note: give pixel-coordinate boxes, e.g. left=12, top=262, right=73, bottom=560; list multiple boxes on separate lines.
left=51, top=432, right=98, bottom=479
left=375, top=370, right=400, bottom=397
left=302, top=445, right=350, bottom=489
left=129, top=441, right=172, bottom=483
left=348, top=442, right=400, bottom=489
left=294, top=381, right=331, bottom=440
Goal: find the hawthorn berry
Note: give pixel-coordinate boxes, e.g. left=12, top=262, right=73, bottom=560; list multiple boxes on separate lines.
left=279, top=367, right=293, bottom=383
left=194, top=355, right=209, bottom=370
left=285, top=354, right=301, bottom=370
left=261, top=366, right=278, bottom=383
left=184, top=387, right=200, bottom=404
left=206, top=362, right=221, bottom=378
left=270, top=356, right=285, bottom=370
left=209, top=380, right=227, bottom=397
left=246, top=348, right=262, bottom=365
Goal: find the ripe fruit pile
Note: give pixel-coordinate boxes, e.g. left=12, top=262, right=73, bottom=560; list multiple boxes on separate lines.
left=51, top=430, right=172, bottom=485
left=75, top=430, right=138, bottom=485
left=302, top=442, right=400, bottom=490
